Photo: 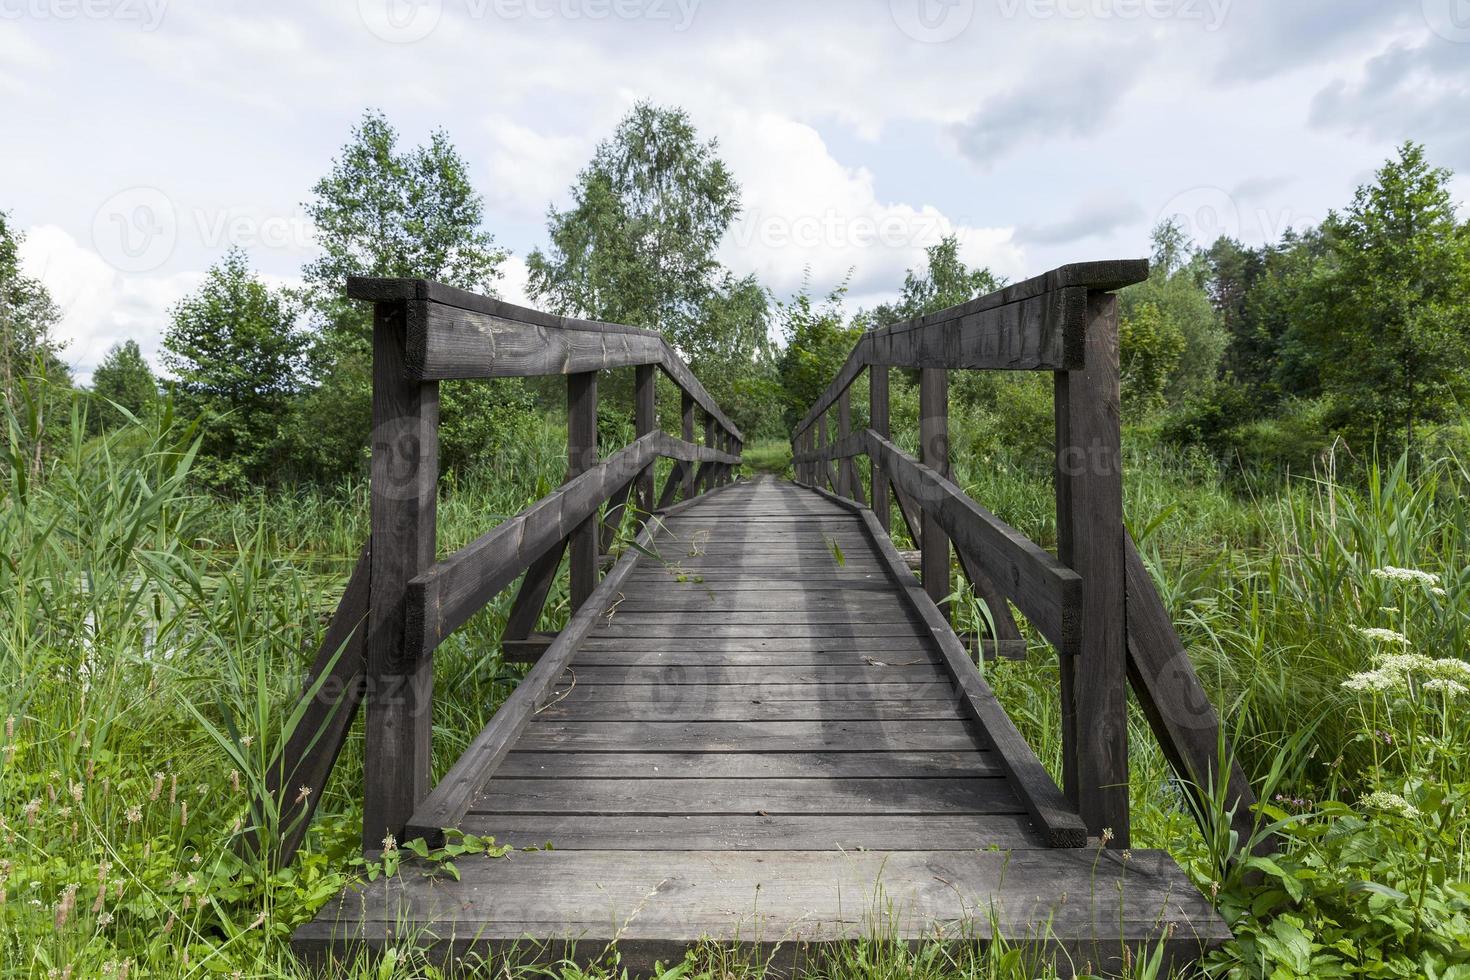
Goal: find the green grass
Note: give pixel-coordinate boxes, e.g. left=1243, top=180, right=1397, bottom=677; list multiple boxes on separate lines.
left=2, top=389, right=1467, bottom=977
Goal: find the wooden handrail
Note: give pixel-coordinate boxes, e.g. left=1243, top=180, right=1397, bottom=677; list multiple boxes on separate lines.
left=346, top=276, right=742, bottom=441
left=406, top=431, right=738, bottom=658
left=786, top=256, right=1264, bottom=858
left=348, top=278, right=744, bottom=849
left=790, top=260, right=1146, bottom=439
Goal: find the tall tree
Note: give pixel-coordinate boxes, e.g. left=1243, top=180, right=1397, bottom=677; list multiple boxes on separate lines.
left=527, top=103, right=744, bottom=356
left=296, top=110, right=523, bottom=480
left=528, top=102, right=776, bottom=433
left=775, top=276, right=862, bottom=432
left=0, top=212, right=69, bottom=477
left=163, top=248, right=306, bottom=491
left=1119, top=219, right=1226, bottom=407
left=89, top=340, right=157, bottom=431
left=867, top=235, right=1003, bottom=326
left=1291, top=142, right=1470, bottom=454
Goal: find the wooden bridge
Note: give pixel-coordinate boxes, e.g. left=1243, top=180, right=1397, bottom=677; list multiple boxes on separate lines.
left=260, top=264, right=1252, bottom=975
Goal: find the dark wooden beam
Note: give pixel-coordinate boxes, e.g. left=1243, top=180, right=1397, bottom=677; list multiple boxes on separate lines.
left=344, top=277, right=742, bottom=442
left=1056, top=291, right=1130, bottom=846
left=789, top=260, right=1149, bottom=438
left=405, top=518, right=667, bottom=842
left=407, top=432, right=736, bottom=658
left=870, top=366, right=891, bottom=533
left=920, top=368, right=950, bottom=613
left=568, top=371, right=600, bottom=612
left=634, top=364, right=657, bottom=513
left=866, top=431, right=1080, bottom=653
left=363, top=301, right=439, bottom=851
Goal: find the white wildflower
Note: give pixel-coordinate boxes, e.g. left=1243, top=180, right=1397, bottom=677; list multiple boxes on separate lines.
left=1422, top=678, right=1468, bottom=698
left=1360, top=791, right=1419, bottom=818
left=1354, top=626, right=1410, bottom=646
left=1371, top=566, right=1442, bottom=588
left=1376, top=653, right=1436, bottom=674
left=1429, top=659, right=1470, bottom=684
left=1343, top=670, right=1398, bottom=693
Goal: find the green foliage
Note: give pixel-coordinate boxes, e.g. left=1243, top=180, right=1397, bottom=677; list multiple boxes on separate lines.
left=774, top=277, right=862, bottom=432
left=88, top=340, right=157, bottom=432
left=1119, top=301, right=1185, bottom=418
left=293, top=110, right=526, bottom=483
left=527, top=102, right=779, bottom=437
left=866, top=234, right=1002, bottom=327
left=1120, top=220, right=1226, bottom=408
left=163, top=247, right=307, bottom=492
left=1288, top=142, right=1470, bottom=457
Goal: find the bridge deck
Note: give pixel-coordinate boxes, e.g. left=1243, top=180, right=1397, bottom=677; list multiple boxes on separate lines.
left=296, top=478, right=1228, bottom=973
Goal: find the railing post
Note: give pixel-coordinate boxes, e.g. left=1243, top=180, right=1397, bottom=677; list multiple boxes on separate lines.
left=704, top=414, right=717, bottom=491
left=634, top=364, right=656, bottom=512
left=681, top=390, right=696, bottom=499
left=568, top=370, right=599, bottom=611
left=919, top=368, right=950, bottom=612
left=363, top=299, right=439, bottom=850
left=1054, top=291, right=1129, bottom=846
left=870, top=367, right=890, bottom=532
left=837, top=387, right=854, bottom=499
left=816, top=413, right=831, bottom=492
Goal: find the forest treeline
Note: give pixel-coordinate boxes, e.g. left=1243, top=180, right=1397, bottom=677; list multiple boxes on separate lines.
left=3, top=104, right=1469, bottom=491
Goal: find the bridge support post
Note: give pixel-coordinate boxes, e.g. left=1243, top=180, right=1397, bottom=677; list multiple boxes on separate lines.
left=363, top=299, right=439, bottom=851
left=634, top=364, right=657, bottom=512
left=568, top=371, right=599, bottom=611
left=681, top=391, right=697, bottom=499
left=836, top=387, right=854, bottom=500
left=1054, top=291, right=1129, bottom=846
left=919, top=368, right=950, bottom=613
left=870, top=367, right=890, bottom=533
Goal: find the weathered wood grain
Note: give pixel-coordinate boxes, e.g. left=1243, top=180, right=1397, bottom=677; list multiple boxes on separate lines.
left=867, top=431, right=1081, bottom=651
left=363, top=301, right=438, bottom=849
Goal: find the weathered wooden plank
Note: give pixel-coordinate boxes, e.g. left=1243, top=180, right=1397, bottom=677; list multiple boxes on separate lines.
left=363, top=301, right=438, bottom=850
left=496, top=750, right=1000, bottom=778
left=1058, top=292, right=1130, bottom=845
left=546, top=681, right=958, bottom=703
left=596, top=612, right=918, bottom=627
left=346, top=278, right=743, bottom=441
left=296, top=847, right=1229, bottom=976
left=1125, top=534, right=1264, bottom=857
left=560, top=665, right=952, bottom=685
left=587, top=623, right=926, bottom=638
left=633, top=363, right=656, bottom=515
left=603, top=593, right=914, bottom=613
left=471, top=777, right=1022, bottom=815
left=405, top=432, right=736, bottom=657
left=459, top=813, right=1038, bottom=850
left=567, top=371, right=599, bottom=611
left=867, top=431, right=1079, bottom=651
left=539, top=698, right=967, bottom=723
left=870, top=365, right=891, bottom=533
left=402, top=518, right=664, bottom=843
left=789, top=261, right=1149, bottom=438
left=809, top=486, right=1088, bottom=848
left=919, top=368, right=950, bottom=611
left=516, top=720, right=980, bottom=752
left=575, top=635, right=939, bottom=652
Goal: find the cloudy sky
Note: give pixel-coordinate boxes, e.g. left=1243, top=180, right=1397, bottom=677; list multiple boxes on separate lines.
left=4, top=0, right=1468, bottom=379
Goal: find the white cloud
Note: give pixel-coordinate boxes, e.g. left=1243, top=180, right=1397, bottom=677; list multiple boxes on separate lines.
left=713, top=111, right=1024, bottom=300
left=497, top=253, right=536, bottom=308
left=18, top=225, right=199, bottom=382
left=482, top=115, right=592, bottom=222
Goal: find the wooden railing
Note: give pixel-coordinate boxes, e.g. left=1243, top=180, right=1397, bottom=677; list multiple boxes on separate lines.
left=790, top=260, right=1256, bottom=850
left=246, top=278, right=743, bottom=862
